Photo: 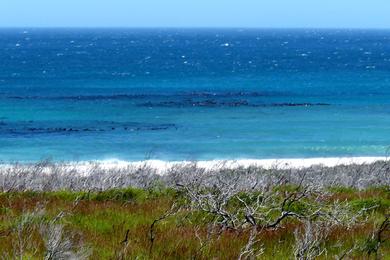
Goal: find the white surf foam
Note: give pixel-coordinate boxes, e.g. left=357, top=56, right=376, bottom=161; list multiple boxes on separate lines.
left=1, top=157, right=387, bottom=175
left=84, top=156, right=388, bottom=173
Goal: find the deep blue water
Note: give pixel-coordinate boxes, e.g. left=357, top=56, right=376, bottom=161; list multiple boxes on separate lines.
left=1, top=28, right=390, bottom=162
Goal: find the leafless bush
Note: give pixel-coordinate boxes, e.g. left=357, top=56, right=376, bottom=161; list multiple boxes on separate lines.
left=1, top=159, right=389, bottom=192
left=2, top=200, right=90, bottom=259
left=0, top=161, right=160, bottom=192
left=10, top=205, right=46, bottom=259
left=40, top=223, right=90, bottom=260
left=293, top=221, right=327, bottom=260
left=167, top=166, right=379, bottom=258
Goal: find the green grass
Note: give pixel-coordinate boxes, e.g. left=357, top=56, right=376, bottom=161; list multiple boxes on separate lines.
left=0, top=187, right=388, bottom=259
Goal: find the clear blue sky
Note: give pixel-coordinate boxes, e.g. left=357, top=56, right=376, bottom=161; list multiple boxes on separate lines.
left=1, top=0, right=389, bottom=28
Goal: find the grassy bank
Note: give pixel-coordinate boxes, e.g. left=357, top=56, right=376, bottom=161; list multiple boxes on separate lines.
left=0, top=186, right=389, bottom=259
left=0, top=161, right=389, bottom=258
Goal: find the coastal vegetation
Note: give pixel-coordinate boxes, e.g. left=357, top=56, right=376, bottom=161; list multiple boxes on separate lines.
left=0, top=161, right=389, bottom=259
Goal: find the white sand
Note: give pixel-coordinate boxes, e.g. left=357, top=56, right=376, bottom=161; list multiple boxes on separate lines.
left=1, top=157, right=387, bottom=175
left=86, top=156, right=388, bottom=173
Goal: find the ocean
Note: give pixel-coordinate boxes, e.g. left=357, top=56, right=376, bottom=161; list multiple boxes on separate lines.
left=1, top=28, right=390, bottom=162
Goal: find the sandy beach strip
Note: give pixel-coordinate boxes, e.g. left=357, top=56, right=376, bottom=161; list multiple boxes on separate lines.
left=76, top=156, right=388, bottom=173
left=0, top=156, right=387, bottom=175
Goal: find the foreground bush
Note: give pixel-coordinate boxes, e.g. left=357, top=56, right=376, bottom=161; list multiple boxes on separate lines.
left=0, top=161, right=388, bottom=259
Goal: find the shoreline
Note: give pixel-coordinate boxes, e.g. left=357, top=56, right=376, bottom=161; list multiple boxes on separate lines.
left=94, top=156, right=389, bottom=171
left=2, top=156, right=387, bottom=174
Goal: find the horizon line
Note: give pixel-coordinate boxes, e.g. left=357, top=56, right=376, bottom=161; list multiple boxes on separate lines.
left=0, top=26, right=390, bottom=30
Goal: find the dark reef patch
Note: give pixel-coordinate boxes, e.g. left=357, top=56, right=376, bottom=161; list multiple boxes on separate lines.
left=138, top=100, right=330, bottom=108
left=0, top=121, right=177, bottom=136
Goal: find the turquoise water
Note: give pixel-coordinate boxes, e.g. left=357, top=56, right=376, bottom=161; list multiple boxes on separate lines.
left=1, top=29, right=390, bottom=162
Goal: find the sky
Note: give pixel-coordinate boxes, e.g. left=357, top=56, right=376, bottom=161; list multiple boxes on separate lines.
left=0, top=0, right=390, bottom=28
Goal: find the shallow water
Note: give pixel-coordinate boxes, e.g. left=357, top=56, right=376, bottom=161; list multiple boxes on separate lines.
left=1, top=28, right=390, bottom=162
